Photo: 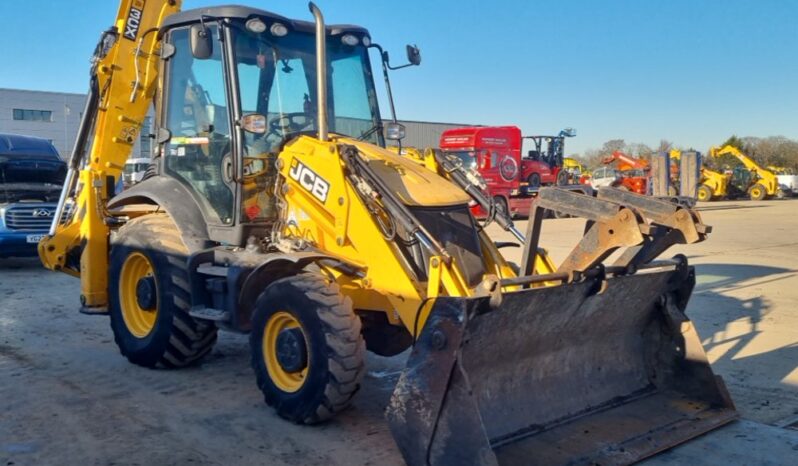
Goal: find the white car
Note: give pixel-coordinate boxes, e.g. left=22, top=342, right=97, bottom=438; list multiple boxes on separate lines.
left=589, top=166, right=621, bottom=189
left=122, top=157, right=152, bottom=188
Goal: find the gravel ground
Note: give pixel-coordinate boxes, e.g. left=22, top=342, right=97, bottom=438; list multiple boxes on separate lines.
left=2, top=198, right=797, bottom=465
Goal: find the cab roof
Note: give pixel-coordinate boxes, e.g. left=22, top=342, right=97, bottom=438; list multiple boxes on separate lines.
left=439, top=126, right=522, bottom=150
left=160, top=5, right=370, bottom=37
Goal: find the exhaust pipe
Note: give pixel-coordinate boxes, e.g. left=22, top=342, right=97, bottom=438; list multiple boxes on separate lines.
left=308, top=2, right=328, bottom=142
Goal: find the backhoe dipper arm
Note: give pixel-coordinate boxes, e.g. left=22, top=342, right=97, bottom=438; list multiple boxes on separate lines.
left=39, top=0, right=182, bottom=311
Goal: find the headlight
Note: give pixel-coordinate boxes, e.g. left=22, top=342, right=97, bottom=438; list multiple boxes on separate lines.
left=341, top=34, right=359, bottom=46
left=270, top=22, right=288, bottom=37
left=246, top=18, right=267, bottom=33
left=385, top=123, right=406, bottom=141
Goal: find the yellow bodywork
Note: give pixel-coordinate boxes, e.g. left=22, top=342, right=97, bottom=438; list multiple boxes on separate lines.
left=709, top=145, right=779, bottom=197
left=39, top=0, right=182, bottom=308
left=37, top=0, right=554, bottom=336
left=699, top=167, right=730, bottom=199
left=276, top=136, right=553, bottom=332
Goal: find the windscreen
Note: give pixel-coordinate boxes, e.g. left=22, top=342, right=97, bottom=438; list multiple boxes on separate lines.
left=443, top=150, right=478, bottom=170
left=234, top=26, right=382, bottom=154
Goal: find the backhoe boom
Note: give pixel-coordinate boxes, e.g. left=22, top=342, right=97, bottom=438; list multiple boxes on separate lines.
left=40, top=0, right=182, bottom=310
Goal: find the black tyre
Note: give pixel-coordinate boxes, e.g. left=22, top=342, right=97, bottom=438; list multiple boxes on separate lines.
left=556, top=170, right=568, bottom=186
left=250, top=274, right=365, bottom=424
left=109, top=214, right=217, bottom=368
left=527, top=173, right=541, bottom=188
left=697, top=185, right=713, bottom=202
left=749, top=183, right=767, bottom=201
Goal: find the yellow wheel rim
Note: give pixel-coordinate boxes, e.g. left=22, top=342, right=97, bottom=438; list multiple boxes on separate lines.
left=751, top=187, right=762, bottom=198
left=263, top=311, right=308, bottom=393
left=119, top=252, right=158, bottom=338
left=698, top=188, right=710, bottom=201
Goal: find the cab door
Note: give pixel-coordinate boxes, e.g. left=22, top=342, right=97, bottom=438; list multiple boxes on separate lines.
left=158, top=25, right=236, bottom=229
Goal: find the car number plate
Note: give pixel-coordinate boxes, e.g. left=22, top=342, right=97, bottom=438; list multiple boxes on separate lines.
left=26, top=234, right=46, bottom=244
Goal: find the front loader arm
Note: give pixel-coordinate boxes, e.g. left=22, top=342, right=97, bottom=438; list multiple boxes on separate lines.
left=39, top=0, right=182, bottom=310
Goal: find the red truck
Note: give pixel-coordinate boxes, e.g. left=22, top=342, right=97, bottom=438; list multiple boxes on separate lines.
left=439, top=125, right=577, bottom=216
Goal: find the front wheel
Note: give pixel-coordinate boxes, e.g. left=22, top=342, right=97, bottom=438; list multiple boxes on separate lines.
left=749, top=183, right=767, bottom=201
left=697, top=185, right=713, bottom=202
left=527, top=173, right=541, bottom=188
left=250, top=274, right=365, bottom=424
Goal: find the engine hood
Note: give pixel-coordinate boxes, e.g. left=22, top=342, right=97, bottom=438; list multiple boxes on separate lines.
left=338, top=137, right=470, bottom=207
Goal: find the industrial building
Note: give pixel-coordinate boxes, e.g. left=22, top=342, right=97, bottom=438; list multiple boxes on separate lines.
left=0, top=88, right=151, bottom=159
left=0, top=88, right=470, bottom=159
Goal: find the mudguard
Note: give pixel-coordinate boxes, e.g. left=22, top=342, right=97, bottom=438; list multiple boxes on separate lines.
left=108, top=177, right=211, bottom=251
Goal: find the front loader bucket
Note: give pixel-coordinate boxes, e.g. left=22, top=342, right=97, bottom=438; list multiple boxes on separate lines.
left=387, top=265, right=736, bottom=465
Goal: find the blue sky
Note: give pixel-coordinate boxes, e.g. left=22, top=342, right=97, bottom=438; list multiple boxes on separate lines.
left=1, top=0, right=796, bottom=154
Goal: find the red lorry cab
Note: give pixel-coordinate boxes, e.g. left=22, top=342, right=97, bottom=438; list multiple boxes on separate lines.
left=440, top=126, right=569, bottom=217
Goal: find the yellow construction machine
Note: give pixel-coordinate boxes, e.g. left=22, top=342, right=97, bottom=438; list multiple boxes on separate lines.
left=40, top=1, right=736, bottom=464
left=708, top=145, right=779, bottom=200
left=697, top=167, right=730, bottom=201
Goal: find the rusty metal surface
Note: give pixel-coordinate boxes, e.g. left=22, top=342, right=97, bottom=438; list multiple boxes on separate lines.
left=596, top=188, right=710, bottom=268
left=386, top=266, right=737, bottom=466
left=523, top=188, right=712, bottom=273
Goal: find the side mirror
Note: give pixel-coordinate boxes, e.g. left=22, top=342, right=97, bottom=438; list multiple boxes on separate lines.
left=385, top=122, right=406, bottom=141
left=190, top=24, right=213, bottom=59
left=406, top=45, right=421, bottom=66
left=240, top=113, right=267, bottom=134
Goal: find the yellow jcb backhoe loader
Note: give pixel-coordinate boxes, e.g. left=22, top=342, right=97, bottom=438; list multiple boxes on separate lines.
left=40, top=1, right=736, bottom=464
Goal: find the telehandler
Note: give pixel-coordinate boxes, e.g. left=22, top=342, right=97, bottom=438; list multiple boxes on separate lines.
left=40, top=1, right=736, bottom=464
left=708, top=145, right=779, bottom=200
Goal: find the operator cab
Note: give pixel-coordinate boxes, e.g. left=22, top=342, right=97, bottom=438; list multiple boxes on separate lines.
left=154, top=6, right=383, bottom=243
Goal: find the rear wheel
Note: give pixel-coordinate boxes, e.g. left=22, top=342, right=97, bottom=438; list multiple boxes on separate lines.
left=749, top=183, right=767, bottom=201
left=556, top=170, right=568, bottom=186
left=250, top=274, right=365, bottom=424
left=109, top=214, right=217, bottom=368
left=697, top=185, right=713, bottom=202
left=527, top=173, right=541, bottom=188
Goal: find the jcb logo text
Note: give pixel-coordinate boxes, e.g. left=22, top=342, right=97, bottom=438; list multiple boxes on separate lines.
left=289, top=160, right=330, bottom=203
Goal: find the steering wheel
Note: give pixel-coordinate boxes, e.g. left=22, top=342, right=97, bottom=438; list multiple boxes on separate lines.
left=268, top=112, right=314, bottom=139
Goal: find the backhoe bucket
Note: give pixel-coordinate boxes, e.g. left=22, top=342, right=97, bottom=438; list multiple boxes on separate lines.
left=387, top=265, right=736, bottom=465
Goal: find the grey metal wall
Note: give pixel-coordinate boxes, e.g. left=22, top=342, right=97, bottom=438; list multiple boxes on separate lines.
left=388, top=119, right=476, bottom=149
left=0, top=88, right=148, bottom=159
left=0, top=89, right=86, bottom=158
